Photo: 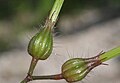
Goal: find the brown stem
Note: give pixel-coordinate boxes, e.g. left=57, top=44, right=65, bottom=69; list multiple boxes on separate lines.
left=21, top=74, right=63, bottom=83
left=32, top=74, right=63, bottom=80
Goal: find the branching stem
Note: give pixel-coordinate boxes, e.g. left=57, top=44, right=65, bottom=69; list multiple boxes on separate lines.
left=20, top=0, right=64, bottom=83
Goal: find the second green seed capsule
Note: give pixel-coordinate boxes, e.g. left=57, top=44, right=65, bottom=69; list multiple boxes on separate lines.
left=62, top=58, right=88, bottom=82
left=62, top=56, right=103, bottom=82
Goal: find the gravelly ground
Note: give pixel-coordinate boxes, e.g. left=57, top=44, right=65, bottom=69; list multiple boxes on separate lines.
left=0, top=17, right=120, bottom=83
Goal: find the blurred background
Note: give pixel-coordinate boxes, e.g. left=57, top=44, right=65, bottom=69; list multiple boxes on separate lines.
left=0, top=0, right=120, bottom=83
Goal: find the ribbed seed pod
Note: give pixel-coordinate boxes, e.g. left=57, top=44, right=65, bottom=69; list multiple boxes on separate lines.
left=62, top=57, right=102, bottom=82
left=28, top=26, right=53, bottom=60
left=62, top=58, right=88, bottom=82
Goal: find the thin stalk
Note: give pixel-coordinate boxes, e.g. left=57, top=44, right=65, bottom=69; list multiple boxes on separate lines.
left=28, top=57, right=38, bottom=76
left=32, top=74, right=63, bottom=80
left=100, top=46, right=120, bottom=62
left=21, top=74, right=63, bottom=83
left=20, top=57, right=38, bottom=83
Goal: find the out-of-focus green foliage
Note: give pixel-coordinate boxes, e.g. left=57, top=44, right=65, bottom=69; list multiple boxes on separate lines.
left=0, top=0, right=54, bottom=20
left=0, top=41, right=10, bottom=52
left=1, top=0, right=120, bottom=20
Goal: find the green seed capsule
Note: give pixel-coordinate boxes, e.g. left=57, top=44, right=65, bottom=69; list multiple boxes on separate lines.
left=62, top=58, right=89, bottom=82
left=28, top=27, right=53, bottom=60
left=62, top=56, right=102, bottom=82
